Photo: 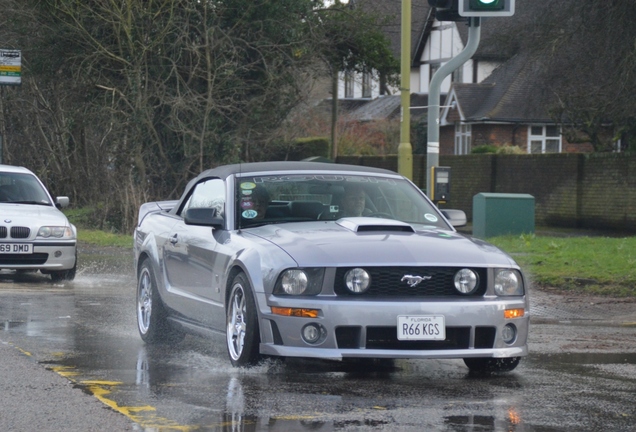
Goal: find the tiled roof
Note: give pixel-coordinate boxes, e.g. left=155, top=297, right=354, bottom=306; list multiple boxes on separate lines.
left=345, top=93, right=432, bottom=122
left=347, top=95, right=401, bottom=122
left=451, top=53, right=555, bottom=123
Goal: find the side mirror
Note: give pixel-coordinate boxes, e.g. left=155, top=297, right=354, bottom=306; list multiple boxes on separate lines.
left=56, top=196, right=70, bottom=209
left=184, top=207, right=224, bottom=229
left=441, top=209, right=467, bottom=227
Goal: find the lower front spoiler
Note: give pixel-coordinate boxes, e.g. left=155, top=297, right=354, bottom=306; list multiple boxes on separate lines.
left=259, top=345, right=527, bottom=362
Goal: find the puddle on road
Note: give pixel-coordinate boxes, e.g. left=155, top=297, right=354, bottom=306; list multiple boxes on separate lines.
left=1, top=320, right=26, bottom=330
left=531, top=352, right=636, bottom=365
left=444, top=414, right=566, bottom=432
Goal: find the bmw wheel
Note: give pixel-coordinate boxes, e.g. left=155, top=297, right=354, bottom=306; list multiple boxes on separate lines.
left=49, top=259, right=77, bottom=282
left=137, top=260, right=183, bottom=344
left=463, top=357, right=520, bottom=373
left=226, top=273, right=261, bottom=367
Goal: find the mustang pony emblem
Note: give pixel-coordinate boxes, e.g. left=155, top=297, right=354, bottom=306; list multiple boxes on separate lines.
left=401, top=275, right=432, bottom=287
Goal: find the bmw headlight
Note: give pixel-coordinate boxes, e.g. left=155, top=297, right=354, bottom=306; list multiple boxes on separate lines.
left=345, top=268, right=370, bottom=293
left=494, top=269, right=524, bottom=296
left=37, top=226, right=75, bottom=239
left=275, top=268, right=324, bottom=296
left=454, top=268, right=479, bottom=294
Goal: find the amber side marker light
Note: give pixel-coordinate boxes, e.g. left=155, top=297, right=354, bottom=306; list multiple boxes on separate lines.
left=504, top=308, right=525, bottom=319
left=271, top=307, right=319, bottom=318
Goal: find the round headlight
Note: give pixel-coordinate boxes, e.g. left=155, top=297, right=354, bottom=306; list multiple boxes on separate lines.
left=281, top=270, right=308, bottom=295
left=495, top=270, right=521, bottom=296
left=345, top=268, right=370, bottom=293
left=38, top=227, right=52, bottom=238
left=454, top=268, right=478, bottom=294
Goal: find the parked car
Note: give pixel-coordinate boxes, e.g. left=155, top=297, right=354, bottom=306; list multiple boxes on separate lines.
left=0, top=164, right=77, bottom=281
left=134, top=161, right=528, bottom=372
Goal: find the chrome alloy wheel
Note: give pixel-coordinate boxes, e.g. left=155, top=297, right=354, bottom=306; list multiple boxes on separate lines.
left=227, top=283, right=247, bottom=361
left=137, top=268, right=153, bottom=335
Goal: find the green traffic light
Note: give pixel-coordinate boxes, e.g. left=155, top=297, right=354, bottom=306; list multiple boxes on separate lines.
left=470, top=0, right=504, bottom=10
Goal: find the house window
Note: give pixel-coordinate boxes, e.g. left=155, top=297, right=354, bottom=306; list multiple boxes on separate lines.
left=455, top=123, right=471, bottom=155
left=362, top=72, right=372, bottom=98
left=528, top=125, right=562, bottom=154
left=344, top=72, right=354, bottom=98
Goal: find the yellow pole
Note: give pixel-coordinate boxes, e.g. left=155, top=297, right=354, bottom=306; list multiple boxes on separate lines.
left=398, top=0, right=413, bottom=180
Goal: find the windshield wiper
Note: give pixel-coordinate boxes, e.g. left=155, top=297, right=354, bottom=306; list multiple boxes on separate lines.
left=7, top=200, right=51, bottom=206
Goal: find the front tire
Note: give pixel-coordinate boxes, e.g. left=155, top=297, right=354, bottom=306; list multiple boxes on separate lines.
left=463, top=357, right=521, bottom=373
left=226, top=273, right=261, bottom=367
left=137, top=260, right=183, bottom=344
left=49, top=260, right=77, bottom=282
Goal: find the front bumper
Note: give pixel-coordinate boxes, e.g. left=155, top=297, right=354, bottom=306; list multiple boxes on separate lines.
left=257, top=294, right=529, bottom=361
left=0, top=241, right=77, bottom=271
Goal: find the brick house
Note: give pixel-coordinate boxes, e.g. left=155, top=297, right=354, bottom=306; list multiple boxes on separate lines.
left=333, top=0, right=595, bottom=155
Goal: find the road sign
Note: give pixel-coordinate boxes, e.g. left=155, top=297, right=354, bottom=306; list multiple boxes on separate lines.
left=0, top=50, right=21, bottom=86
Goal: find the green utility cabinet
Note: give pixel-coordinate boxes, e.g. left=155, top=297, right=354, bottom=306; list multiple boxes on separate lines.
left=472, top=193, right=535, bottom=238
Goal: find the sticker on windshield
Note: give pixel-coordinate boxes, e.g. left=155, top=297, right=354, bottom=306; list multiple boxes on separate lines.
left=241, top=189, right=253, bottom=196
left=242, top=209, right=258, bottom=219
left=240, top=182, right=256, bottom=190
left=424, top=213, right=438, bottom=222
left=241, top=198, right=254, bottom=209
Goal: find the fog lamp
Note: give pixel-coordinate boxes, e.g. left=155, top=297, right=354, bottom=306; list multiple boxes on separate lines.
left=345, top=268, right=370, bottom=293
left=502, top=323, right=517, bottom=344
left=301, top=323, right=326, bottom=345
left=454, top=268, right=478, bottom=294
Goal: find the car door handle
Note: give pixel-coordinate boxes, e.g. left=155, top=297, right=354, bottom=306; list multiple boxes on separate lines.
left=170, top=234, right=178, bottom=244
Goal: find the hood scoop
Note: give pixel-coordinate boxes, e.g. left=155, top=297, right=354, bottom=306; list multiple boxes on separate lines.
left=336, top=217, right=415, bottom=233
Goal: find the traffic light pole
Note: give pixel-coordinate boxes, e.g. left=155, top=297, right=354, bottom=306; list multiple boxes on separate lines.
left=398, top=0, right=413, bottom=180
left=426, top=17, right=481, bottom=197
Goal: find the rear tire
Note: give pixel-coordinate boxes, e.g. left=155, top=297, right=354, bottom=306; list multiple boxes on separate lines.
left=463, top=357, right=520, bottom=373
left=226, top=273, right=261, bottom=367
left=137, top=260, right=183, bottom=344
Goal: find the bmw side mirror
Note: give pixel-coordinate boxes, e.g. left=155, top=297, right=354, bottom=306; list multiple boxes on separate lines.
left=56, top=196, right=70, bottom=209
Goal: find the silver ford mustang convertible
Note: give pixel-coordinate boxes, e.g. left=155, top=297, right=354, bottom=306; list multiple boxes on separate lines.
left=134, top=161, right=529, bottom=372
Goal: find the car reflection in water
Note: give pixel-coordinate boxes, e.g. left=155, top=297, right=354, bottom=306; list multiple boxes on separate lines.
left=130, top=346, right=527, bottom=431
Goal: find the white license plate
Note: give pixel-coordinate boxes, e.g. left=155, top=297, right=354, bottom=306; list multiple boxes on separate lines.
left=0, top=243, right=32, bottom=254
left=397, top=315, right=445, bottom=341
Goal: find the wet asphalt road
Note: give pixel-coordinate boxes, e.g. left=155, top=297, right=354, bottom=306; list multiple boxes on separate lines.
left=0, top=245, right=635, bottom=431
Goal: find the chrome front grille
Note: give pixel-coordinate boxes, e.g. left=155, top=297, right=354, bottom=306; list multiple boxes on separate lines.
left=0, top=226, right=6, bottom=238
left=334, top=267, right=488, bottom=297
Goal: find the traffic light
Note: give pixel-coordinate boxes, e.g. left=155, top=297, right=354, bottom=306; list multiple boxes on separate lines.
left=427, top=0, right=463, bottom=22
left=458, top=0, right=515, bottom=17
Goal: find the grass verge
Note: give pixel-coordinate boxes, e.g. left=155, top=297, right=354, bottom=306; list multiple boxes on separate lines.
left=77, top=229, right=133, bottom=248
left=489, top=234, right=636, bottom=297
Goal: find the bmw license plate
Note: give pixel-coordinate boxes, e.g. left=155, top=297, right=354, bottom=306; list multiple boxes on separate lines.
left=0, top=243, right=32, bottom=254
left=397, top=315, right=445, bottom=340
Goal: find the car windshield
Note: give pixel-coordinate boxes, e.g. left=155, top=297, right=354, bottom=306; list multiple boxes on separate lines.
left=0, top=172, right=52, bottom=205
left=236, top=173, right=450, bottom=230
